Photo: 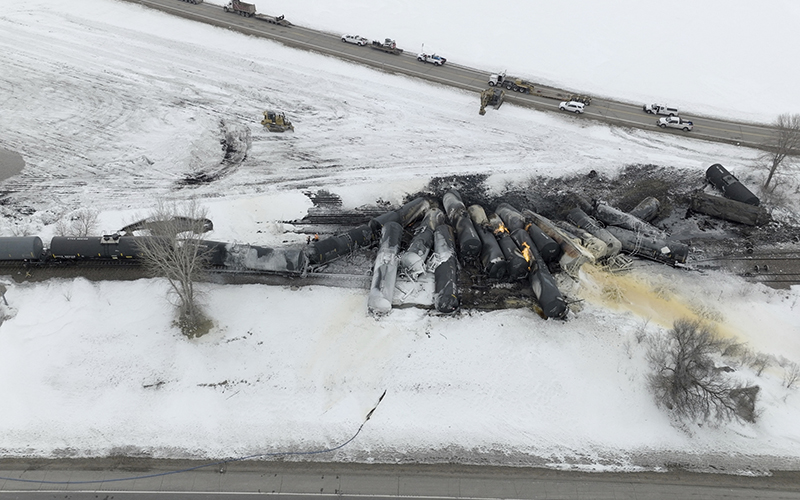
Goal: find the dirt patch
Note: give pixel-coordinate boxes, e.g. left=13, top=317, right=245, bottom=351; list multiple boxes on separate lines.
left=181, top=120, right=252, bottom=185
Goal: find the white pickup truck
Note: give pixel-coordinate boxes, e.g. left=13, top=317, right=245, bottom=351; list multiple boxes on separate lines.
left=643, top=103, right=678, bottom=116
left=417, top=53, right=447, bottom=66
left=657, top=116, right=693, bottom=131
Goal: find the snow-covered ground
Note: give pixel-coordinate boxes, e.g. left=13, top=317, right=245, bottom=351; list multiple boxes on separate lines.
left=265, top=0, right=800, bottom=124
left=0, top=0, right=799, bottom=474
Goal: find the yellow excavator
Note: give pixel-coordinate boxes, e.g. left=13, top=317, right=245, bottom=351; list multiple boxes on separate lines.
left=479, top=88, right=504, bottom=115
left=261, top=110, right=294, bottom=132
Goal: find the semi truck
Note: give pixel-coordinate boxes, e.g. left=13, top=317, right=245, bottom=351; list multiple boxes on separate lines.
left=488, top=71, right=534, bottom=93
left=223, top=0, right=255, bottom=16
left=222, top=1, right=291, bottom=25
left=488, top=71, right=591, bottom=104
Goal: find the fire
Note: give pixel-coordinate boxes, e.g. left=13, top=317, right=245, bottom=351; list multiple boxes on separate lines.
left=494, top=222, right=509, bottom=235
left=521, top=241, right=533, bottom=263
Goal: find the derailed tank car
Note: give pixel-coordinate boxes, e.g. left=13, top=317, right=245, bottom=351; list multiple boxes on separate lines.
left=467, top=205, right=508, bottom=280
left=528, top=244, right=568, bottom=319
left=400, top=208, right=444, bottom=280
left=432, top=224, right=460, bottom=313
left=367, top=221, right=403, bottom=314
left=225, top=244, right=306, bottom=273
left=305, top=224, right=374, bottom=266
left=197, top=240, right=229, bottom=267
left=442, top=190, right=481, bottom=259
left=706, top=163, right=760, bottom=206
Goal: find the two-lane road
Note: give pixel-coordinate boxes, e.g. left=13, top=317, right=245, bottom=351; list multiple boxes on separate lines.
left=125, top=0, right=777, bottom=150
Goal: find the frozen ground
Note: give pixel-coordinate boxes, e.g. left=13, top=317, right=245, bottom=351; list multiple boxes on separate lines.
left=240, top=0, right=800, bottom=124
left=0, top=0, right=799, bottom=475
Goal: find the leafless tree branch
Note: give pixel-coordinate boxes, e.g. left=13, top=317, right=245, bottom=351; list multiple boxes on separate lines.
left=55, top=208, right=99, bottom=237
left=778, top=357, right=800, bottom=390
left=762, top=113, right=800, bottom=191
left=646, top=318, right=759, bottom=424
left=133, top=199, right=214, bottom=337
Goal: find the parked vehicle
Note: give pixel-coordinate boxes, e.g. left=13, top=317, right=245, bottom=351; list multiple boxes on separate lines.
left=488, top=71, right=534, bottom=93
left=569, top=94, right=592, bottom=106
left=643, top=103, right=678, bottom=116
left=559, top=101, right=585, bottom=114
left=223, top=1, right=290, bottom=25
left=341, top=34, right=368, bottom=46
left=223, top=0, right=255, bottom=16
left=257, top=13, right=290, bottom=26
left=417, top=53, right=447, bottom=66
left=657, top=116, right=693, bottom=131
left=370, top=38, right=403, bottom=55
left=488, top=71, right=592, bottom=104
left=178, top=0, right=203, bottom=4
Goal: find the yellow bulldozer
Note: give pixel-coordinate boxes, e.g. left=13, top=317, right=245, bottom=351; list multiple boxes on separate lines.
left=261, top=110, right=294, bottom=132
left=479, top=88, right=504, bottom=115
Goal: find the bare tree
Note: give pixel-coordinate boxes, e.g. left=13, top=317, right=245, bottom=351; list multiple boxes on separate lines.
left=134, top=200, right=214, bottom=338
left=777, top=357, right=800, bottom=390
left=762, top=113, right=800, bottom=191
left=647, top=319, right=759, bottom=424
left=749, top=352, right=772, bottom=377
left=55, top=208, right=99, bottom=237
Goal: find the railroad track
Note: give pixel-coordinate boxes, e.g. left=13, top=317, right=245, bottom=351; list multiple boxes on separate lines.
left=692, top=249, right=800, bottom=289
left=0, top=260, right=374, bottom=290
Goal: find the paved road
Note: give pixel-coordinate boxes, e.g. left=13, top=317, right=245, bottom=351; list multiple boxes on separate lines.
left=2, top=459, right=800, bottom=500
left=125, top=0, right=776, bottom=151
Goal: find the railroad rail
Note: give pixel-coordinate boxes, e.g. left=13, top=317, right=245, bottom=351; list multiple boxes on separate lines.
left=692, top=249, right=800, bottom=289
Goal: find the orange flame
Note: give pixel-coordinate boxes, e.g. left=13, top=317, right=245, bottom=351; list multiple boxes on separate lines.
left=521, top=241, right=533, bottom=263
left=494, top=222, right=509, bottom=235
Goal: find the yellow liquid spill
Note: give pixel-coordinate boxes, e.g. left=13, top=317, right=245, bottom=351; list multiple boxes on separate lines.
left=576, top=264, right=741, bottom=340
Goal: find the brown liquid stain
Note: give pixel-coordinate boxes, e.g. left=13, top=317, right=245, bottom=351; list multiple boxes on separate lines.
left=576, top=264, right=742, bottom=341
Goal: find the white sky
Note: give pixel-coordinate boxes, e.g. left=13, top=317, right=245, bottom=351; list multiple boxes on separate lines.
left=0, top=0, right=799, bottom=474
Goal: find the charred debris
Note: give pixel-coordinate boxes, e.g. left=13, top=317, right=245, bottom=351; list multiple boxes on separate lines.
left=295, top=164, right=800, bottom=317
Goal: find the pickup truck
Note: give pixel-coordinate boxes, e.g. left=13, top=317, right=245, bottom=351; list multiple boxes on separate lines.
left=643, top=103, right=678, bottom=116
left=657, top=116, right=693, bottom=131
left=417, top=53, right=447, bottom=66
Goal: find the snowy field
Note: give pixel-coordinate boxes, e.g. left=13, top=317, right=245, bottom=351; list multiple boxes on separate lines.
left=264, top=0, right=800, bottom=124
left=0, top=0, right=799, bottom=474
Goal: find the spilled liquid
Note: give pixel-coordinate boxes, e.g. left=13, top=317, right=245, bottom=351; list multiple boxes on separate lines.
left=576, top=264, right=742, bottom=340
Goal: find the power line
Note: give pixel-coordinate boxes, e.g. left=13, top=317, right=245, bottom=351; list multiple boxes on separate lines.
left=0, top=390, right=387, bottom=486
